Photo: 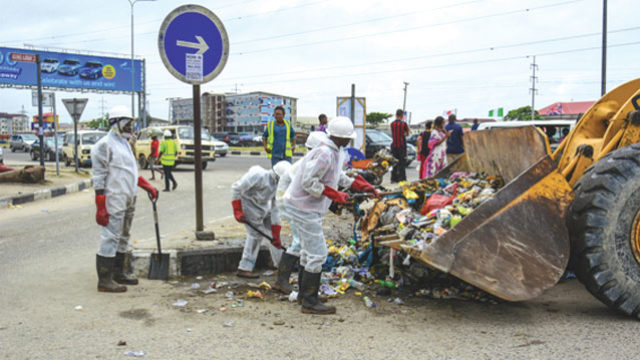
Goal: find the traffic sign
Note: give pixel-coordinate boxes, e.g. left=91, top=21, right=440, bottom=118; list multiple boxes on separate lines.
left=32, top=90, right=53, bottom=107
left=158, top=5, right=229, bottom=85
left=62, top=98, right=88, bottom=122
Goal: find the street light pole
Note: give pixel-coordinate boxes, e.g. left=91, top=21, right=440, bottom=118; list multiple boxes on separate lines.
left=402, top=81, right=409, bottom=113
left=129, top=0, right=156, bottom=122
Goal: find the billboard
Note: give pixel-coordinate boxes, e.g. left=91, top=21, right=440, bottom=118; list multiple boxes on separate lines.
left=0, top=47, right=142, bottom=93
left=337, top=97, right=366, bottom=152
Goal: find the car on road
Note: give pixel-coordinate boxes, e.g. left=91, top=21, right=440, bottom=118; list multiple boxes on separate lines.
left=57, top=59, right=82, bottom=76
left=136, top=126, right=216, bottom=169
left=407, top=133, right=420, bottom=146
left=365, top=129, right=416, bottom=167
left=62, top=130, right=107, bottom=167
left=9, top=133, right=38, bottom=152
left=79, top=61, right=103, bottom=80
left=41, top=58, right=59, bottom=73
left=30, top=137, right=63, bottom=162
left=211, top=137, right=229, bottom=157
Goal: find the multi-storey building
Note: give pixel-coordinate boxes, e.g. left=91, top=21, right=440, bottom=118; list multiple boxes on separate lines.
left=224, top=92, right=297, bottom=136
left=202, top=92, right=226, bottom=133
left=0, top=112, right=29, bottom=135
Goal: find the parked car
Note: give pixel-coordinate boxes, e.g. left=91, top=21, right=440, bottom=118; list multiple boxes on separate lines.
left=211, top=132, right=241, bottom=146
left=57, top=59, right=82, bottom=76
left=41, top=58, right=59, bottom=73
left=407, top=133, right=420, bottom=146
left=211, top=137, right=229, bottom=157
left=365, top=129, right=416, bottom=167
left=136, top=126, right=216, bottom=169
left=79, top=61, right=103, bottom=80
left=30, top=137, right=63, bottom=161
left=62, top=130, right=107, bottom=167
left=9, top=133, right=38, bottom=152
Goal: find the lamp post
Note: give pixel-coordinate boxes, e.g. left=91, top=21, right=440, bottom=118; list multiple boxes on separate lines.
left=129, top=0, right=156, bottom=123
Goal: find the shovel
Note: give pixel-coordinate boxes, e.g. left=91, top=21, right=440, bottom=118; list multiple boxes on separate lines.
left=245, top=221, right=287, bottom=252
left=148, top=194, right=169, bottom=280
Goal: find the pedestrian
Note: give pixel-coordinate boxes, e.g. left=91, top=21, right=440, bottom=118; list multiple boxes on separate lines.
left=444, top=114, right=464, bottom=163
left=471, top=119, right=479, bottom=131
left=390, top=109, right=409, bottom=182
left=273, top=131, right=327, bottom=294
left=231, top=161, right=291, bottom=278
left=282, top=117, right=378, bottom=314
left=425, top=116, right=449, bottom=178
left=158, top=130, right=178, bottom=192
left=91, top=106, right=158, bottom=293
left=417, top=121, right=432, bottom=179
left=148, top=133, right=160, bottom=180
left=317, top=113, right=328, bottom=133
left=263, top=105, right=296, bottom=167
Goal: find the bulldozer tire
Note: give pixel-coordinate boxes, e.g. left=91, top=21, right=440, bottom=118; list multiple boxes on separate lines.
left=567, top=144, right=640, bottom=318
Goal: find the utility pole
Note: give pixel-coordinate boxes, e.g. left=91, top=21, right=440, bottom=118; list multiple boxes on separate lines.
left=529, top=56, right=538, bottom=120
left=601, top=0, right=607, bottom=96
left=402, top=81, right=409, bottom=113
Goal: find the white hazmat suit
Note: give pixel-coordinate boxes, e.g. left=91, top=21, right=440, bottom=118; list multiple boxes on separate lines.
left=232, top=165, right=283, bottom=271
left=92, top=129, right=139, bottom=257
left=282, top=136, right=354, bottom=273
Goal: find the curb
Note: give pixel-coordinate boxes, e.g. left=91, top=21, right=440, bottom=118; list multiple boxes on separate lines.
left=0, top=178, right=93, bottom=207
left=130, top=238, right=272, bottom=278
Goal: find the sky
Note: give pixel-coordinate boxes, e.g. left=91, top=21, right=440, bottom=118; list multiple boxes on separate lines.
left=1, top=0, right=639, bottom=125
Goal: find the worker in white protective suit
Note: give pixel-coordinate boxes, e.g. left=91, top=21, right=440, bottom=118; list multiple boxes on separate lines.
left=231, top=162, right=291, bottom=278
left=282, top=117, right=378, bottom=314
left=273, top=131, right=326, bottom=294
left=92, top=106, right=158, bottom=293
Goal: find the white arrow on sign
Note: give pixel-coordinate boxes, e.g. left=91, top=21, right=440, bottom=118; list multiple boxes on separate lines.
left=176, top=35, right=209, bottom=55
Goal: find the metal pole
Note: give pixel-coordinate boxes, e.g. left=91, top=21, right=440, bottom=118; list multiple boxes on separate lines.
left=530, top=56, right=537, bottom=120
left=130, top=0, right=135, bottom=120
left=142, top=59, right=147, bottom=128
left=73, top=101, right=79, bottom=173
left=601, top=0, right=607, bottom=96
left=350, top=84, right=356, bottom=148
left=193, top=84, right=204, bottom=231
left=402, top=81, right=409, bottom=113
left=53, top=93, right=59, bottom=176
left=36, top=55, right=45, bottom=171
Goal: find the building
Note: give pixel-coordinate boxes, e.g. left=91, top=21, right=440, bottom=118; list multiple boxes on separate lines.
left=169, top=98, right=194, bottom=125
left=538, top=101, right=595, bottom=120
left=202, top=92, right=226, bottom=133
left=0, top=112, right=29, bottom=135
left=224, top=92, right=297, bottom=136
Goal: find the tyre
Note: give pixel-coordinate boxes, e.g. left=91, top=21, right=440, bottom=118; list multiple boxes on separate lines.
left=11, top=146, right=15, bottom=153
left=220, top=153, right=227, bottom=157
left=138, top=154, right=148, bottom=169
left=567, top=144, right=640, bottom=318
left=30, top=151, right=37, bottom=161
left=201, top=161, right=208, bottom=170
left=48, top=151, right=55, bottom=162
left=64, top=154, right=71, bottom=167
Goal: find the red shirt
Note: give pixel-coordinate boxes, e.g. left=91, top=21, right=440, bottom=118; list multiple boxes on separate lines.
left=150, top=139, right=159, bottom=157
left=390, top=119, right=409, bottom=149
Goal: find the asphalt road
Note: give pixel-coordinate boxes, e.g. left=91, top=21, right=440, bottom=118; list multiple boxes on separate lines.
left=1, top=156, right=638, bottom=359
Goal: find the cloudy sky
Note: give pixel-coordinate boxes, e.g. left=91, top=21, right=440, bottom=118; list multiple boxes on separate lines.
left=1, top=0, right=639, bottom=124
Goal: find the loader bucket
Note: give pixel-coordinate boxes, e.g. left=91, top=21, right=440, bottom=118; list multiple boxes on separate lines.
left=399, top=126, right=573, bottom=301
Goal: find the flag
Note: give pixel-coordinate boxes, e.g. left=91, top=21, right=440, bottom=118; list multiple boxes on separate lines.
left=488, top=107, right=504, bottom=117
left=547, top=103, right=563, bottom=115
left=443, top=108, right=457, bottom=117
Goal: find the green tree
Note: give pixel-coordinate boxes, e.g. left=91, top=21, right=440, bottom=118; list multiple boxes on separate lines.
left=504, top=106, right=543, bottom=121
left=366, top=112, right=392, bottom=127
left=87, top=114, right=109, bottom=129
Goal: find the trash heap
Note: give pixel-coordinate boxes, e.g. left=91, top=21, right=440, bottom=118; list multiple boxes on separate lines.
left=313, top=171, right=506, bottom=305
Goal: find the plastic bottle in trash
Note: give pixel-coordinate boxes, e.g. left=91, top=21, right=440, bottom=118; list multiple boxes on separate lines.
left=349, top=279, right=364, bottom=291
left=363, top=296, right=374, bottom=308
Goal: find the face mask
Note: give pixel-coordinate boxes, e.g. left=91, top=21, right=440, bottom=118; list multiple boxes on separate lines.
left=114, top=118, right=134, bottom=140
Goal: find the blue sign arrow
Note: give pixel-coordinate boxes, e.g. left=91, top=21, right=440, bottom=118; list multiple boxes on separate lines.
left=158, top=5, right=229, bottom=84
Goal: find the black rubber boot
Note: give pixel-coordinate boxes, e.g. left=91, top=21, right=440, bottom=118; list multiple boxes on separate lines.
left=297, top=270, right=304, bottom=304
left=273, top=253, right=298, bottom=294
left=113, top=252, right=138, bottom=285
left=300, top=271, right=336, bottom=315
left=96, top=255, right=127, bottom=293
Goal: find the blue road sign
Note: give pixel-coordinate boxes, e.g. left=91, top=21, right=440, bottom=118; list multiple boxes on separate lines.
left=158, top=5, right=229, bottom=85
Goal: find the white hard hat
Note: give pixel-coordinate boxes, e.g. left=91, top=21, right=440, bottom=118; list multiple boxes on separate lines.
left=305, top=131, right=327, bottom=149
left=326, top=116, right=356, bottom=139
left=108, top=105, right=133, bottom=126
left=272, top=160, right=292, bottom=178
left=163, top=129, right=172, bottom=138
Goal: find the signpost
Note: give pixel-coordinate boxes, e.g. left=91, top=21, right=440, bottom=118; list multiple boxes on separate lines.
left=337, top=88, right=367, bottom=153
left=62, top=98, right=88, bottom=173
left=158, top=5, right=229, bottom=239
left=31, top=91, right=60, bottom=176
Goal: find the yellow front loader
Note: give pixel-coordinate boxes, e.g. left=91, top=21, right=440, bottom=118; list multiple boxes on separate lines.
left=378, top=78, right=640, bottom=318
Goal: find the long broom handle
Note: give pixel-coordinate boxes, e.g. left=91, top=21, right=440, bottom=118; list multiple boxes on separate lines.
left=150, top=194, right=162, bottom=255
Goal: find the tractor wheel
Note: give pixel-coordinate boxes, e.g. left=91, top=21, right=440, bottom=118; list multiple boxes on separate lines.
left=567, top=144, right=640, bottom=318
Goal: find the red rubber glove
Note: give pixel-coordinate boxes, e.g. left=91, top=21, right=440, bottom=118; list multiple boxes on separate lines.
left=322, top=186, right=350, bottom=204
left=232, top=199, right=246, bottom=223
left=95, top=194, right=109, bottom=226
left=137, top=176, right=158, bottom=200
left=271, top=225, right=283, bottom=249
left=350, top=175, right=379, bottom=197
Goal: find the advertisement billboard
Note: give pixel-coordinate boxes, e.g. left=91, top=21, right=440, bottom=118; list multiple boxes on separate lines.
left=0, top=47, right=142, bottom=93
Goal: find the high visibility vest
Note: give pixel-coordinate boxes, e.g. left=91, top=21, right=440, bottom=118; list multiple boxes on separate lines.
left=160, top=139, right=177, bottom=166
left=266, top=120, right=292, bottom=159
